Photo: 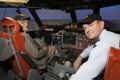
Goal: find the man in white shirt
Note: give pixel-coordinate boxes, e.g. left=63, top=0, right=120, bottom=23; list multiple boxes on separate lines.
left=70, top=14, right=120, bottom=80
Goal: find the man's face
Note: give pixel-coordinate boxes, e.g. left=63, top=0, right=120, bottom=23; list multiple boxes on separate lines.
left=83, top=20, right=104, bottom=39
left=18, top=20, right=28, bottom=31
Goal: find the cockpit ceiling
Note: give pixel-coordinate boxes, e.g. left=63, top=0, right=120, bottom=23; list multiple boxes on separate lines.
left=0, top=0, right=120, bottom=9
left=27, top=0, right=120, bottom=9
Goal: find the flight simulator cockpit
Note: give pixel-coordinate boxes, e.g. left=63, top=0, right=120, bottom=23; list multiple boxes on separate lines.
left=0, top=1, right=120, bottom=80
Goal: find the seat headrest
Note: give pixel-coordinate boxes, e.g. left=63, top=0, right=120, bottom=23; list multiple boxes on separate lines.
left=2, top=17, right=20, bottom=33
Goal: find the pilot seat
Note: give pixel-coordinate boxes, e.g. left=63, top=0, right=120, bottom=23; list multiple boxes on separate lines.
left=1, top=17, right=42, bottom=80
left=104, top=47, right=120, bottom=80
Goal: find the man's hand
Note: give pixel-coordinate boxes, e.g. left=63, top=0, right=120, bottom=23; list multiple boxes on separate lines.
left=73, top=56, right=83, bottom=70
left=43, top=46, right=49, bottom=55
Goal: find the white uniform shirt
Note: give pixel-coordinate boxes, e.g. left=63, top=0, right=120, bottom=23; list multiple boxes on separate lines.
left=70, top=29, right=120, bottom=80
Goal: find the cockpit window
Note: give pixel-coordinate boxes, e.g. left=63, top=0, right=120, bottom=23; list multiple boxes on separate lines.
left=36, top=9, right=72, bottom=25
left=100, top=5, right=120, bottom=20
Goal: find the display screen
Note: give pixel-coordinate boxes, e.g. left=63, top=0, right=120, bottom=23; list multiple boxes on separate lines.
left=62, top=32, right=77, bottom=45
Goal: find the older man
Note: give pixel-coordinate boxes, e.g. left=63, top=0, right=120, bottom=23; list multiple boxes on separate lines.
left=70, top=14, right=120, bottom=80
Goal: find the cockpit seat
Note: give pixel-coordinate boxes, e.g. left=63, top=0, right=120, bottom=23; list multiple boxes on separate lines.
left=0, top=17, right=22, bottom=61
left=104, top=47, right=120, bottom=80
left=94, top=47, right=120, bottom=80
left=1, top=17, right=38, bottom=80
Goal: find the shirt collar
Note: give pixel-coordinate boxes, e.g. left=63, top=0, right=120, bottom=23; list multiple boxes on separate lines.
left=99, top=29, right=107, bottom=40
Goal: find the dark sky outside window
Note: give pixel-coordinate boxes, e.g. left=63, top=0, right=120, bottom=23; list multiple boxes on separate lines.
left=75, top=9, right=93, bottom=21
left=0, top=5, right=120, bottom=21
left=100, top=5, right=120, bottom=20
left=36, top=9, right=71, bottom=20
left=0, top=8, right=33, bottom=20
left=0, top=5, right=119, bottom=30
left=36, top=9, right=72, bottom=25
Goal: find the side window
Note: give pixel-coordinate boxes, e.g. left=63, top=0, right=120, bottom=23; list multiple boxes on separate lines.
left=100, top=5, right=120, bottom=20
left=100, top=5, right=120, bottom=32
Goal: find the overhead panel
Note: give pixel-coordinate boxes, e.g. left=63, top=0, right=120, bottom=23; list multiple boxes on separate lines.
left=0, top=0, right=29, bottom=3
